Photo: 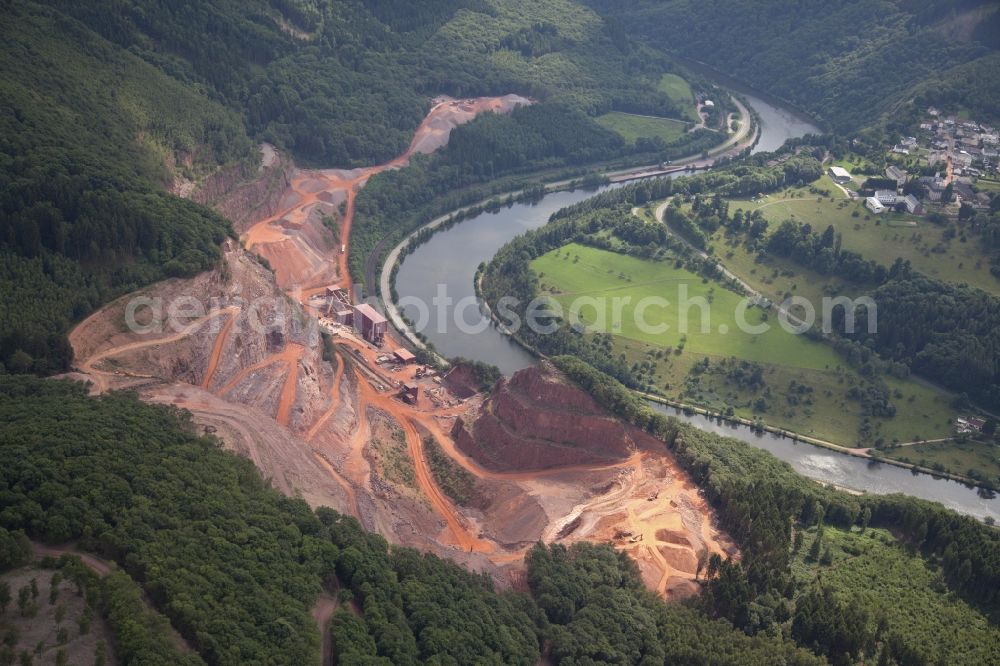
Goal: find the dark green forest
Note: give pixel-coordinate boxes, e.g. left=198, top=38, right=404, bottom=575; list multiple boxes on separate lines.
left=0, top=0, right=699, bottom=376
left=3, top=370, right=995, bottom=664
left=583, top=0, right=1000, bottom=133
left=840, top=275, right=1000, bottom=409
left=5, top=375, right=956, bottom=665
left=0, top=2, right=247, bottom=374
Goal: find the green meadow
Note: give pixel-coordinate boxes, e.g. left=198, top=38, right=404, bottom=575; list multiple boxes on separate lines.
left=737, top=187, right=1000, bottom=295
left=595, top=111, right=689, bottom=145
left=657, top=73, right=700, bottom=121
left=884, top=438, right=1000, bottom=483
left=533, top=243, right=953, bottom=446
left=535, top=243, right=839, bottom=369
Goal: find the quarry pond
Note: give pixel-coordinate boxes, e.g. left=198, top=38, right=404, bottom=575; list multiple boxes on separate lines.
left=394, top=90, right=1000, bottom=522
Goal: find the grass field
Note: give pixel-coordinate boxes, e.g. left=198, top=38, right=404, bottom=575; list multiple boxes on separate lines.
left=657, top=73, right=699, bottom=122
left=533, top=243, right=954, bottom=446
left=535, top=243, right=841, bottom=369
left=737, top=187, right=1000, bottom=295
left=883, top=438, right=1000, bottom=483
left=791, top=526, right=1000, bottom=665
left=976, top=177, right=1000, bottom=194
left=595, top=111, right=689, bottom=145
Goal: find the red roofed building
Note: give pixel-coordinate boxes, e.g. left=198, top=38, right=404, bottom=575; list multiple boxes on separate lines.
left=393, top=348, right=416, bottom=364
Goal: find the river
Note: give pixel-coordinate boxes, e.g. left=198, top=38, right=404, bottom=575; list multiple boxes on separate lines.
left=392, top=85, right=1000, bottom=521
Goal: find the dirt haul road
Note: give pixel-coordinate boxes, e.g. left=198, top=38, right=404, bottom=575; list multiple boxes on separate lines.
left=243, top=95, right=531, bottom=294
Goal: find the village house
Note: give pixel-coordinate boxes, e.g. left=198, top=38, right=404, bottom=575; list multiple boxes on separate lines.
left=955, top=416, right=986, bottom=435
left=919, top=176, right=947, bottom=201
left=885, top=165, right=908, bottom=187
left=953, top=152, right=974, bottom=168
left=902, top=194, right=922, bottom=215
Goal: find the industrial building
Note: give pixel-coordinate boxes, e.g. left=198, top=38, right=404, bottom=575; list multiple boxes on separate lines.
left=354, top=303, right=387, bottom=345
left=828, top=166, right=852, bottom=184
left=325, top=287, right=354, bottom=325
left=393, top=348, right=416, bottom=364
left=400, top=383, right=419, bottom=404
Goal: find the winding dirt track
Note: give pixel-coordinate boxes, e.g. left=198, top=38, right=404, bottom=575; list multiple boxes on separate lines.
left=201, top=311, right=237, bottom=389
left=78, top=307, right=239, bottom=393
left=311, top=592, right=338, bottom=666
left=32, top=542, right=114, bottom=577
left=306, top=352, right=345, bottom=441
left=244, top=95, right=531, bottom=293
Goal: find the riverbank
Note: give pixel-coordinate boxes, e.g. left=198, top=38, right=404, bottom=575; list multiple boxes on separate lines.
left=378, top=96, right=760, bottom=357
left=477, top=266, right=992, bottom=494
left=640, top=394, right=993, bottom=492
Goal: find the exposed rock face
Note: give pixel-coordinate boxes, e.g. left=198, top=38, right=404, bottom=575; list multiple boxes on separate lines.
left=452, top=361, right=638, bottom=472
left=191, top=144, right=293, bottom=233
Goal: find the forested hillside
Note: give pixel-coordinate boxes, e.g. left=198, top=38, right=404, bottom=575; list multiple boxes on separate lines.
left=0, top=2, right=250, bottom=374
left=3, top=341, right=996, bottom=665
left=842, top=275, right=1000, bottom=409
left=1, top=0, right=691, bottom=376
left=583, top=0, right=1000, bottom=132
left=0, top=376, right=877, bottom=665
left=50, top=0, right=683, bottom=167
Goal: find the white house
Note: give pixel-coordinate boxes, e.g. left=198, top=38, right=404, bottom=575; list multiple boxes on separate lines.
left=828, top=166, right=852, bottom=184
left=866, top=197, right=885, bottom=214
left=875, top=189, right=897, bottom=205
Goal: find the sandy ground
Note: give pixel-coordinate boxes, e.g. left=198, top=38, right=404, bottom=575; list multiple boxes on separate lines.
left=64, top=92, right=732, bottom=601
left=243, top=94, right=531, bottom=294
left=0, top=564, right=118, bottom=665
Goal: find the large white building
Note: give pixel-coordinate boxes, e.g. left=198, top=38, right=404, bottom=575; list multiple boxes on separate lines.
left=828, top=166, right=852, bottom=184
left=866, top=197, right=885, bottom=214
left=875, top=189, right=897, bottom=206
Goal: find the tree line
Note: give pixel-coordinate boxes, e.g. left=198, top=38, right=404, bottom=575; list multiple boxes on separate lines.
left=0, top=374, right=836, bottom=665
left=551, top=354, right=1000, bottom=662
